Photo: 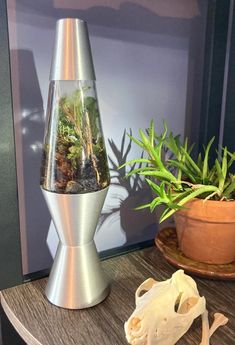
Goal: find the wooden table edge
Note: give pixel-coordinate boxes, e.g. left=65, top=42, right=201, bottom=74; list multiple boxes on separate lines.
left=0, top=291, right=42, bottom=345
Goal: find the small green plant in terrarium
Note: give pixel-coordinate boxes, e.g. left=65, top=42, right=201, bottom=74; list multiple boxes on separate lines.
left=41, top=82, right=110, bottom=193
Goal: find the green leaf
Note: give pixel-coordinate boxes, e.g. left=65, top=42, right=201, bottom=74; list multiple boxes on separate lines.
left=139, top=129, right=164, bottom=169
left=160, top=182, right=167, bottom=198
left=160, top=185, right=218, bottom=222
left=181, top=147, right=202, bottom=176
left=127, top=133, right=144, bottom=149
left=140, top=170, right=177, bottom=182
left=161, top=121, right=168, bottom=140
left=202, top=137, right=215, bottom=183
left=171, top=189, right=192, bottom=206
left=223, top=181, right=235, bottom=199
left=183, top=137, right=188, bottom=152
left=145, top=178, right=162, bottom=195
left=125, top=167, right=155, bottom=178
left=227, top=150, right=235, bottom=169
left=118, top=158, right=151, bottom=170
left=222, top=146, right=228, bottom=180
left=149, top=197, right=164, bottom=212
left=149, top=120, right=155, bottom=147
left=215, top=159, right=224, bottom=192
left=197, top=153, right=203, bottom=170
left=168, top=203, right=184, bottom=210
left=166, top=133, right=180, bottom=157
left=135, top=204, right=151, bottom=211
left=167, top=160, right=197, bottom=183
left=188, top=143, right=195, bottom=155
left=160, top=207, right=172, bottom=221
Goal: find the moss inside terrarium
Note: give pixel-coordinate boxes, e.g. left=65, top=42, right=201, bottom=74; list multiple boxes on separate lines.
left=40, top=84, right=110, bottom=194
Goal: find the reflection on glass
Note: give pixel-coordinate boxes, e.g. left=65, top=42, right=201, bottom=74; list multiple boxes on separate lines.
left=40, top=80, right=110, bottom=193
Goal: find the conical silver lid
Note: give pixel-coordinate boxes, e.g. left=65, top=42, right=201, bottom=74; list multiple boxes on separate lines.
left=50, top=18, right=96, bottom=81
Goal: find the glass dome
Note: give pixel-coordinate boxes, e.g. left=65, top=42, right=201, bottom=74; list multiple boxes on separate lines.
left=40, top=80, right=110, bottom=194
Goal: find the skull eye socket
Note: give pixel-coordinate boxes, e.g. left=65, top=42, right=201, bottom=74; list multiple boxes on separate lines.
left=136, top=278, right=156, bottom=299
left=174, top=293, right=183, bottom=313
left=138, top=289, right=148, bottom=297
left=177, top=297, right=199, bottom=314
left=174, top=294, right=199, bottom=314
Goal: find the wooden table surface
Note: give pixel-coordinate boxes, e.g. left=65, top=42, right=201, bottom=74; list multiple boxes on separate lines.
left=0, top=247, right=234, bottom=345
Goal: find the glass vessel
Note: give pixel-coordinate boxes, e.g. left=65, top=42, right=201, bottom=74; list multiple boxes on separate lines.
left=40, top=80, right=110, bottom=194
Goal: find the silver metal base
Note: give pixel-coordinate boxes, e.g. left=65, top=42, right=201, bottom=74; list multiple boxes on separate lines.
left=45, top=241, right=110, bottom=309
left=42, top=187, right=110, bottom=309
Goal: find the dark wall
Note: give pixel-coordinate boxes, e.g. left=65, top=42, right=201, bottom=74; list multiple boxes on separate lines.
left=223, top=2, right=235, bottom=151
left=0, top=0, right=22, bottom=289
left=199, top=0, right=230, bottom=156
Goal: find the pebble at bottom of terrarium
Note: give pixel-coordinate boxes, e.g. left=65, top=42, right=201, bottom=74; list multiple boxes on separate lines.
left=65, top=181, right=81, bottom=193
left=65, top=180, right=94, bottom=193
left=65, top=178, right=105, bottom=193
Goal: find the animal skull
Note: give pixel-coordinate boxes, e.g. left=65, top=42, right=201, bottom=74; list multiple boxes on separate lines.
left=125, top=270, right=206, bottom=345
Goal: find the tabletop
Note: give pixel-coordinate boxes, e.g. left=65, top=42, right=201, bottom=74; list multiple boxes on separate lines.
left=0, top=246, right=234, bottom=345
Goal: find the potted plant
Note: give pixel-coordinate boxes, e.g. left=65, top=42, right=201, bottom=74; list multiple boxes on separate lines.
left=120, top=120, right=235, bottom=265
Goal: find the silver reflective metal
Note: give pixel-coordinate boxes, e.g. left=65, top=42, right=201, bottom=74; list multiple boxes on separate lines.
left=50, top=18, right=96, bottom=81
left=42, top=187, right=110, bottom=309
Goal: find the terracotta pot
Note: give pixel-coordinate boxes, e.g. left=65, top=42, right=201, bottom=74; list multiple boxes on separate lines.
left=174, top=199, right=235, bottom=264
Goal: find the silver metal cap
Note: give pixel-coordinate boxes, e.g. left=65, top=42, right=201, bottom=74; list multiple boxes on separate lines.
left=50, top=18, right=96, bottom=81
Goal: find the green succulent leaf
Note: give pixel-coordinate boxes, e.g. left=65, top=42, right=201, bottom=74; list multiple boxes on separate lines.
left=227, top=150, right=235, bottom=169
left=167, top=160, right=197, bottom=183
left=165, top=132, right=180, bottom=157
left=127, top=133, right=144, bottom=149
left=223, top=181, right=235, bottom=199
left=135, top=204, right=151, bottom=211
left=222, top=147, right=228, bottom=180
left=202, top=137, right=215, bottom=183
left=118, top=158, right=151, bottom=170
left=139, top=170, right=177, bottom=182
left=145, top=178, right=163, bottom=195
left=148, top=119, right=155, bottom=147
left=124, top=167, right=155, bottom=178
left=180, top=147, right=202, bottom=176
left=215, top=159, right=225, bottom=194
left=160, top=185, right=218, bottom=222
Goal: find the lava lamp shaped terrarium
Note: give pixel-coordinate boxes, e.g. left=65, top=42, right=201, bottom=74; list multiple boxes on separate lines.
left=40, top=18, right=110, bottom=309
